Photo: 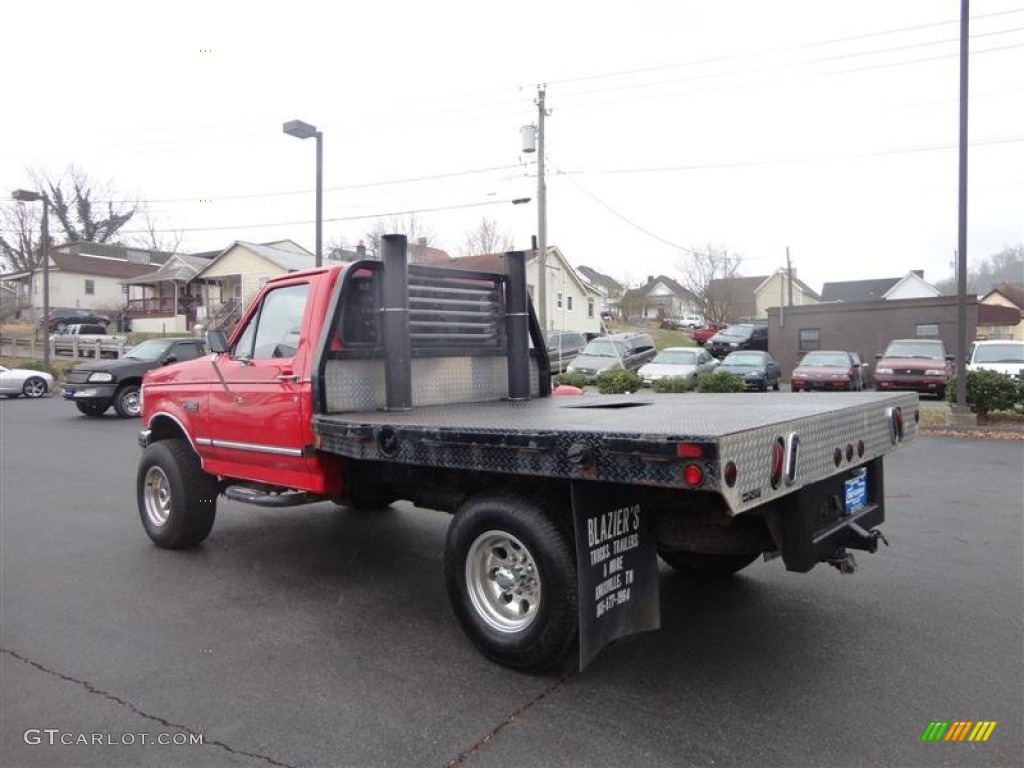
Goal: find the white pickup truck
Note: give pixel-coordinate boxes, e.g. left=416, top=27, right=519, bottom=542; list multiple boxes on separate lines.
left=50, top=323, right=127, bottom=358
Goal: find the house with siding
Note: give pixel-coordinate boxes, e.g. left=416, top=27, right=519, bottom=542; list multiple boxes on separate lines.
left=619, top=275, right=700, bottom=323
left=191, top=240, right=315, bottom=329
left=753, top=269, right=820, bottom=318
left=978, top=282, right=1024, bottom=340
left=820, top=271, right=940, bottom=302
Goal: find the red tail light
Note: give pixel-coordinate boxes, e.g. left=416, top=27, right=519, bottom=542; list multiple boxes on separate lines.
left=770, top=437, right=784, bottom=489
left=683, top=463, right=704, bottom=487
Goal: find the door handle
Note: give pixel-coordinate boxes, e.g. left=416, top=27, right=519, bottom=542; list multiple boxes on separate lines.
left=276, top=373, right=300, bottom=383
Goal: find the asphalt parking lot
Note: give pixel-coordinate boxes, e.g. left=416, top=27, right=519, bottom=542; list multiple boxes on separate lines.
left=1, top=396, right=1021, bottom=768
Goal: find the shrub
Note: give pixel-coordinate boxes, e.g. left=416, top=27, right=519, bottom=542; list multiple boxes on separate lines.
left=695, top=371, right=747, bottom=393
left=652, top=376, right=696, bottom=393
left=554, top=372, right=588, bottom=389
left=595, top=368, right=643, bottom=394
left=946, top=370, right=1021, bottom=415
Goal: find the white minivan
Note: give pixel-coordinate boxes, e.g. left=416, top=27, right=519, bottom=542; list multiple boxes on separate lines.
left=966, top=340, right=1024, bottom=378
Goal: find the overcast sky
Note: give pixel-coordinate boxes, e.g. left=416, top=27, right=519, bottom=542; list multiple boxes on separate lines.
left=3, top=0, right=1022, bottom=292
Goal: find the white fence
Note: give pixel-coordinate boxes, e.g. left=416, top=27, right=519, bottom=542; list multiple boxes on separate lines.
left=0, top=337, right=127, bottom=360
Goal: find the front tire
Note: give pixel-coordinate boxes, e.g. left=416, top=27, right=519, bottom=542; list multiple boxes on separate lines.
left=444, top=490, right=577, bottom=672
left=76, top=400, right=110, bottom=417
left=114, top=384, right=141, bottom=418
left=658, top=550, right=758, bottom=577
left=22, top=377, right=48, bottom=398
left=137, top=439, right=218, bottom=549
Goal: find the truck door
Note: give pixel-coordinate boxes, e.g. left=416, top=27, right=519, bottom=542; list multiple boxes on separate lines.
left=205, top=281, right=316, bottom=487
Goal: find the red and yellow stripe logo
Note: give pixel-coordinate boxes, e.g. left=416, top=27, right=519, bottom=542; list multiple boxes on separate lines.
left=921, top=721, right=997, bottom=742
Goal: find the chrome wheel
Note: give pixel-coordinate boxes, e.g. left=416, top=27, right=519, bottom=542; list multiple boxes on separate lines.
left=22, top=377, right=47, bottom=398
left=143, top=466, right=172, bottom=527
left=465, top=530, right=541, bottom=633
left=115, top=385, right=141, bottom=418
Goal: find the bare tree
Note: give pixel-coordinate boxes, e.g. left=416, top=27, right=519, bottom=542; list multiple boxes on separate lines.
left=675, top=244, right=743, bottom=324
left=363, top=215, right=438, bottom=261
left=459, top=217, right=514, bottom=256
left=134, top=209, right=184, bottom=255
left=0, top=201, right=50, bottom=273
left=41, top=167, right=139, bottom=244
left=1, top=167, right=141, bottom=273
left=934, top=244, right=1024, bottom=295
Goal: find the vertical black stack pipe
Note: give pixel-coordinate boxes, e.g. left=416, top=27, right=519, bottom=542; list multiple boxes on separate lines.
left=381, top=234, right=412, bottom=411
left=504, top=250, right=530, bottom=401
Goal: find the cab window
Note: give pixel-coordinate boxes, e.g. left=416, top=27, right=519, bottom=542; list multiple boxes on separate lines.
left=233, top=283, right=309, bottom=360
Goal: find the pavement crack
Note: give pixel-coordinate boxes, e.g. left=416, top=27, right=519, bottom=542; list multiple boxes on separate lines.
left=445, top=674, right=568, bottom=767
left=1, top=647, right=297, bottom=768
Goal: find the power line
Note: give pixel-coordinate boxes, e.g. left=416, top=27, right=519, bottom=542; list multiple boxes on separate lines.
left=558, top=136, right=1024, bottom=176
left=113, top=198, right=529, bottom=235
left=543, top=7, right=1024, bottom=89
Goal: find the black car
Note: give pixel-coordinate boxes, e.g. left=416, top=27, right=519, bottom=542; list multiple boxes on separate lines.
left=717, top=350, right=782, bottom=391
left=61, top=337, right=207, bottom=418
left=46, top=307, right=110, bottom=332
left=706, top=323, right=768, bottom=358
left=546, top=330, right=587, bottom=374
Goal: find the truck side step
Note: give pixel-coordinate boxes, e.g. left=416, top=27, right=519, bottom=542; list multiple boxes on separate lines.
left=224, top=485, right=323, bottom=508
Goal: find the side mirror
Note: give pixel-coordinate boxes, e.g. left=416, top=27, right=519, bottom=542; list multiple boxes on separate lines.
left=207, top=330, right=229, bottom=354
left=162, top=354, right=178, bottom=365
left=875, top=353, right=883, bottom=360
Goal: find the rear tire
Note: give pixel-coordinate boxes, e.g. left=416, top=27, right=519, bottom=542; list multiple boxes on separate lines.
left=658, top=550, right=758, bottom=577
left=444, top=490, right=577, bottom=672
left=114, top=384, right=141, bottom=418
left=76, top=400, right=110, bottom=417
left=137, top=439, right=218, bottom=549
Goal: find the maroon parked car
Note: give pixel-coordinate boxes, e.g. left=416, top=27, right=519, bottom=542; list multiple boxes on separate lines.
left=873, top=339, right=953, bottom=399
left=791, top=350, right=866, bottom=392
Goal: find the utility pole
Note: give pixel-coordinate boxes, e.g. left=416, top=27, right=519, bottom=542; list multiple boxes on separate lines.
left=536, top=86, right=549, bottom=332
left=786, top=246, right=794, bottom=306
left=955, top=0, right=969, bottom=409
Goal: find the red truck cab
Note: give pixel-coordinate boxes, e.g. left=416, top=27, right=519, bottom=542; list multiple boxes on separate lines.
left=140, top=265, right=345, bottom=495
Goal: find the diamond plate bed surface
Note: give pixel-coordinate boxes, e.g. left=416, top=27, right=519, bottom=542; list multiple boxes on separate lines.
left=317, top=392, right=915, bottom=435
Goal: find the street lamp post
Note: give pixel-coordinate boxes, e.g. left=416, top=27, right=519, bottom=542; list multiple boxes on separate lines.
left=282, top=119, right=323, bottom=267
left=12, top=189, right=50, bottom=368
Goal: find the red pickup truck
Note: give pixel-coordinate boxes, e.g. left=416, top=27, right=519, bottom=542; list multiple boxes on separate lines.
left=691, top=323, right=727, bottom=346
left=136, top=236, right=917, bottom=671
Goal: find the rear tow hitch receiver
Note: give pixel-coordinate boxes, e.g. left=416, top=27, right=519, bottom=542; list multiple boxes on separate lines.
left=848, top=521, right=889, bottom=553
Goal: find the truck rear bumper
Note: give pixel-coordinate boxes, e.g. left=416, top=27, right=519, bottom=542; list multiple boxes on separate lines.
left=776, top=457, right=886, bottom=572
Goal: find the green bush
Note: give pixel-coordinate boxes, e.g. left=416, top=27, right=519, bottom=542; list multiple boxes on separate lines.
left=652, top=376, right=696, bottom=393
left=946, top=370, right=1021, bottom=415
left=554, top=372, right=588, bottom=389
left=595, top=368, right=643, bottom=394
left=695, top=371, right=747, bottom=393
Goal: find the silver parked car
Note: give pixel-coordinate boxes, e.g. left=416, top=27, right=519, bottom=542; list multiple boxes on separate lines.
left=0, top=365, right=54, bottom=398
left=638, top=347, right=718, bottom=386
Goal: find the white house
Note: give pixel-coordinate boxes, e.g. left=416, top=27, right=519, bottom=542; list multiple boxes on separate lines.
left=754, top=268, right=821, bottom=317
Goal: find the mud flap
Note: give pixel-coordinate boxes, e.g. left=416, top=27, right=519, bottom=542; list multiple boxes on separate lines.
left=571, top=481, right=661, bottom=671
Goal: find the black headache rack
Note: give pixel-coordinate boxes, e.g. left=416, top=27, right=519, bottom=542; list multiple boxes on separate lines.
left=311, top=235, right=551, bottom=415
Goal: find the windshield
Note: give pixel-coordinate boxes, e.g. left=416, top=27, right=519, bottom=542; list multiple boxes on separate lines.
left=883, top=341, right=944, bottom=359
left=972, top=343, right=1024, bottom=364
left=718, top=325, right=753, bottom=340
left=125, top=339, right=174, bottom=361
left=581, top=339, right=626, bottom=357
left=652, top=350, right=697, bottom=365
left=724, top=352, right=764, bottom=366
left=800, top=352, right=851, bottom=367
